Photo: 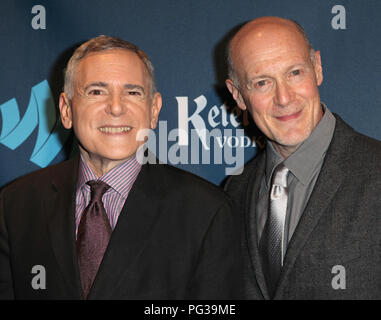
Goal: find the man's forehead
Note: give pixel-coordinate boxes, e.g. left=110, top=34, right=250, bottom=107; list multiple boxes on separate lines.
left=232, top=20, right=311, bottom=78
left=77, top=49, right=142, bottom=70
left=74, top=50, right=147, bottom=85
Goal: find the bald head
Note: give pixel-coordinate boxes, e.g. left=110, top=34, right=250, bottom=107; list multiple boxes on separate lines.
left=228, top=17, right=314, bottom=87
left=225, top=16, right=324, bottom=158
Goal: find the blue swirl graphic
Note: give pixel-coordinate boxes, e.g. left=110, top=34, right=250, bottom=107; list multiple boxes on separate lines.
left=0, top=80, right=71, bottom=167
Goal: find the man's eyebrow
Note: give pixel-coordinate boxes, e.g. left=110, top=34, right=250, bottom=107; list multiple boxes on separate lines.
left=124, top=84, right=145, bottom=93
left=248, top=63, right=309, bottom=81
left=84, top=82, right=108, bottom=91
left=83, top=82, right=145, bottom=94
left=286, top=63, right=308, bottom=71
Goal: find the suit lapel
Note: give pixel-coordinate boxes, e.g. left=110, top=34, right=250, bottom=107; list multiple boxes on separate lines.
left=274, top=116, right=352, bottom=298
left=244, top=151, right=271, bottom=299
left=88, top=163, right=163, bottom=298
left=45, top=155, right=83, bottom=298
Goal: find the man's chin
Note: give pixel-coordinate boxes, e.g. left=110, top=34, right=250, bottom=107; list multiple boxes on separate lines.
left=275, top=128, right=311, bottom=146
left=85, top=150, right=137, bottom=164
left=103, top=153, right=137, bottom=162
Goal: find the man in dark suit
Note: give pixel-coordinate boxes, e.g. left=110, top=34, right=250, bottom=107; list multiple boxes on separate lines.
left=0, top=35, right=240, bottom=299
left=225, top=17, right=380, bottom=299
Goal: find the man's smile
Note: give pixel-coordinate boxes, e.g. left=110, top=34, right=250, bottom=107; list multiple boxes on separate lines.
left=98, top=126, right=132, bottom=134
left=275, top=110, right=303, bottom=122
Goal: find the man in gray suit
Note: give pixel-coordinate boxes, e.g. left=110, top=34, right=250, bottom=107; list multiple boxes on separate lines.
left=225, top=16, right=381, bottom=299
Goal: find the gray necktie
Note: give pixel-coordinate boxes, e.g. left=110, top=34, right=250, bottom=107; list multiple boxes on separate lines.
left=259, top=163, right=289, bottom=297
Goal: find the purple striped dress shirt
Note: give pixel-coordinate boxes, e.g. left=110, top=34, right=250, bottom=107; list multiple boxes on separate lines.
left=75, top=154, right=142, bottom=237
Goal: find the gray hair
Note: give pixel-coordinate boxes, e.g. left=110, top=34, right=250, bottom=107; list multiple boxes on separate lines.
left=64, top=35, right=157, bottom=100
left=227, top=19, right=315, bottom=88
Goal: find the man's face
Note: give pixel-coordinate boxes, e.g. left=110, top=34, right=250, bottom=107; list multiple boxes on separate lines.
left=227, top=21, right=323, bottom=157
left=59, top=49, right=161, bottom=173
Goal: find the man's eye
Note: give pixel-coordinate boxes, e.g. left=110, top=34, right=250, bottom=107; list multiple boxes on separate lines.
left=128, top=91, right=142, bottom=96
left=291, top=69, right=301, bottom=76
left=258, top=80, right=266, bottom=86
left=88, top=89, right=104, bottom=95
left=254, top=79, right=271, bottom=90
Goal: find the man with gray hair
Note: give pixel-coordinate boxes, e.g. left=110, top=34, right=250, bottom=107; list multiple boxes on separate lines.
left=225, top=17, right=380, bottom=299
left=0, top=35, right=240, bottom=299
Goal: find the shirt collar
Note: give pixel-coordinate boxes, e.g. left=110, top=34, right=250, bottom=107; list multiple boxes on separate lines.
left=265, top=103, right=336, bottom=187
left=76, top=153, right=142, bottom=198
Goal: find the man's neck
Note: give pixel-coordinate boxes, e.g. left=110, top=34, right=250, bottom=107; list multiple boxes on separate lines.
left=271, top=142, right=299, bottom=160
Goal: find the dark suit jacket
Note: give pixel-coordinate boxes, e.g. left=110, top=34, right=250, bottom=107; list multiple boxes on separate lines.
left=225, top=115, right=381, bottom=299
left=0, top=157, right=240, bottom=299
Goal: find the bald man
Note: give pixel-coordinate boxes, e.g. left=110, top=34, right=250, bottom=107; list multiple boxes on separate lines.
left=225, top=17, right=381, bottom=299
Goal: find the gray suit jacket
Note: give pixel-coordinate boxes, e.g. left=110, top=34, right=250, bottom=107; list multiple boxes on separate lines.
left=225, top=115, right=381, bottom=299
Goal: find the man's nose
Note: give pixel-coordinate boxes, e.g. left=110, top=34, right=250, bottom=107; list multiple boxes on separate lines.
left=274, top=81, right=293, bottom=107
left=106, top=93, right=125, bottom=117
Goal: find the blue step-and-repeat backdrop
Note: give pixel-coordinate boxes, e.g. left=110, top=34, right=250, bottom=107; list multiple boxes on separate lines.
left=1, top=0, right=381, bottom=187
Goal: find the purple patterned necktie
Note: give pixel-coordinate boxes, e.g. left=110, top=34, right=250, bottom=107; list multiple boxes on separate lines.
left=76, top=180, right=111, bottom=299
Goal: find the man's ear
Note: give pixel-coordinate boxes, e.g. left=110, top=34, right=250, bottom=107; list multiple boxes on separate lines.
left=313, top=50, right=323, bottom=86
left=150, top=92, right=162, bottom=129
left=59, top=93, right=73, bottom=129
left=225, top=79, right=247, bottom=111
